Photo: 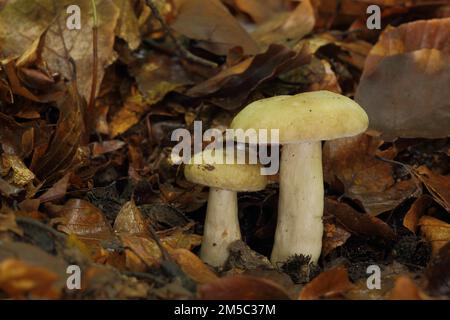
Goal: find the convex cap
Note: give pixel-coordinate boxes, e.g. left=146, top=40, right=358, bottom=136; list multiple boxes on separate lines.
left=231, top=90, right=369, bottom=143
left=184, top=149, right=267, bottom=192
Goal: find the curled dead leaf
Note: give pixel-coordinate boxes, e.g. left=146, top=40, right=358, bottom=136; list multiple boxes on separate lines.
left=419, top=216, right=450, bottom=256
left=299, top=266, right=355, bottom=300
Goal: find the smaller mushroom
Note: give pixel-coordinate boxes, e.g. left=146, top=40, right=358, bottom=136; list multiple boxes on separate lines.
left=184, top=148, right=268, bottom=267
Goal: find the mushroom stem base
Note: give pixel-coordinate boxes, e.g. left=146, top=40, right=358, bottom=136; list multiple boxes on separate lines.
left=271, top=141, right=324, bottom=265
left=200, top=188, right=241, bottom=267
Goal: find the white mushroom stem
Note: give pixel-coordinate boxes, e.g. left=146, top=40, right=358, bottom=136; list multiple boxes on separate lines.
left=200, top=187, right=241, bottom=267
left=271, top=141, right=324, bottom=265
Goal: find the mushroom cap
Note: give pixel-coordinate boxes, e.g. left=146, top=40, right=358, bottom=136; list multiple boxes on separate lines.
left=230, top=90, right=369, bottom=143
left=184, top=148, right=268, bottom=192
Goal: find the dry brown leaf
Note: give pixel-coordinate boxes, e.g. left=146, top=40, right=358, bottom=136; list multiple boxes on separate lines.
left=109, top=89, right=147, bottom=138
left=419, top=216, right=450, bottom=256
left=114, top=0, right=141, bottom=50
left=131, top=53, right=193, bottom=104
left=91, top=140, right=126, bottom=157
left=113, top=200, right=147, bottom=235
left=171, top=0, right=260, bottom=55
left=38, top=173, right=71, bottom=203
left=187, top=44, right=310, bottom=110
left=356, top=18, right=450, bottom=140
left=325, top=198, right=396, bottom=241
left=1, top=153, right=35, bottom=186
left=0, top=113, right=34, bottom=158
left=0, top=0, right=120, bottom=100
left=0, top=258, right=61, bottom=299
left=403, top=195, right=436, bottom=233
left=299, top=266, right=355, bottom=300
left=414, top=166, right=450, bottom=212
left=322, top=222, right=351, bottom=256
left=234, top=0, right=286, bottom=23
left=252, top=0, right=315, bottom=47
left=198, top=275, right=290, bottom=300
left=323, top=134, right=419, bottom=215
left=169, top=248, right=219, bottom=285
left=56, top=199, right=114, bottom=239
left=388, top=276, right=428, bottom=300
left=55, top=199, right=118, bottom=264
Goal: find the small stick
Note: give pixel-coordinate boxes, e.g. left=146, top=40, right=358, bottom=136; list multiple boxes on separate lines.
left=88, top=0, right=99, bottom=117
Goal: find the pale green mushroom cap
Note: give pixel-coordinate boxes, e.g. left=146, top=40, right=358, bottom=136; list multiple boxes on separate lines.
left=184, top=148, right=268, bottom=192
left=230, top=90, right=369, bottom=144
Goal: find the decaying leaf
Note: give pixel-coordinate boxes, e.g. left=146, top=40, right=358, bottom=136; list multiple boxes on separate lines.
left=322, top=222, right=351, bottom=257
left=419, top=216, right=450, bottom=255
left=0, top=0, right=120, bottom=100
left=323, top=134, right=420, bottom=215
left=198, top=275, right=290, bottom=300
left=169, top=248, right=219, bottom=285
left=187, top=44, right=310, bottom=109
left=388, top=276, right=428, bottom=300
left=325, top=198, right=396, bottom=242
left=299, top=266, right=355, bottom=300
left=403, top=195, right=436, bottom=233
left=356, top=18, right=450, bottom=140
left=252, top=0, right=315, bottom=48
left=414, top=166, right=450, bottom=212
left=114, top=200, right=147, bottom=235
left=171, top=0, right=260, bottom=55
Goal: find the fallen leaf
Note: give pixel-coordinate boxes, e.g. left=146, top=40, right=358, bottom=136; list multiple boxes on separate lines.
left=169, top=248, right=219, bottom=285
left=299, top=266, right=355, bottom=300
left=322, top=222, right=351, bottom=256
left=403, top=195, right=436, bottom=233
left=1, top=153, right=35, bottom=186
left=252, top=0, right=315, bottom=48
left=325, top=198, right=396, bottom=241
left=187, top=44, right=310, bottom=110
left=171, top=0, right=260, bottom=55
left=323, top=134, right=420, bottom=215
left=0, top=0, right=120, bottom=100
left=198, top=275, right=290, bottom=300
left=419, top=216, right=450, bottom=255
left=388, top=276, right=427, bottom=300
left=0, top=258, right=61, bottom=299
left=234, top=0, right=285, bottom=24
left=131, top=53, right=193, bottom=104
left=114, top=0, right=141, bottom=50
left=0, top=113, right=34, bottom=158
left=91, top=140, right=126, bottom=157
left=38, top=173, right=71, bottom=203
left=414, top=166, right=450, bottom=212
left=355, top=18, right=450, bottom=140
left=114, top=200, right=147, bottom=235
left=109, top=89, right=148, bottom=138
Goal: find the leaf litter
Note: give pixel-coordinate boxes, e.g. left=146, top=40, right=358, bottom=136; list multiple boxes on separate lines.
left=0, top=0, right=449, bottom=300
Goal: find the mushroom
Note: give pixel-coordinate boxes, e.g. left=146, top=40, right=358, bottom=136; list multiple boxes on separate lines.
left=230, top=90, right=368, bottom=264
left=184, top=148, right=268, bottom=267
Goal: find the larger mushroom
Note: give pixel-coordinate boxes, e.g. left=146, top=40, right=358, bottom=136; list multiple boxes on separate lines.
left=230, top=90, right=368, bottom=264
left=184, top=148, right=267, bottom=267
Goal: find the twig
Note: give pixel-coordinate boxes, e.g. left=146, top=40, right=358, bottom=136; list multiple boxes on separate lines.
left=88, top=0, right=99, bottom=116
left=146, top=0, right=218, bottom=68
